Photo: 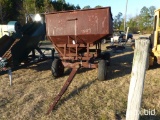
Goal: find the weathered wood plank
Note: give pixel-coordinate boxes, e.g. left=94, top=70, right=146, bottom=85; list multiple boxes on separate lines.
left=126, top=39, right=150, bottom=120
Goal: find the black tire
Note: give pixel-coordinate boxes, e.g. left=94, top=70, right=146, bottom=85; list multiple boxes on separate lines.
left=105, top=52, right=110, bottom=66
left=51, top=59, right=64, bottom=78
left=98, top=59, right=107, bottom=81
left=101, top=52, right=110, bottom=66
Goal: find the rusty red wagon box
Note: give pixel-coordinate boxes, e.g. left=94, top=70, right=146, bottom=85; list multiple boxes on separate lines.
left=45, top=7, right=113, bottom=114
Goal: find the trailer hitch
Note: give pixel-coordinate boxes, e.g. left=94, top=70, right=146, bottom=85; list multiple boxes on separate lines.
left=46, top=66, right=80, bottom=115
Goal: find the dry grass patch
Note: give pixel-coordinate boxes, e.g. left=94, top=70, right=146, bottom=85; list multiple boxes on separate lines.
left=0, top=43, right=159, bottom=120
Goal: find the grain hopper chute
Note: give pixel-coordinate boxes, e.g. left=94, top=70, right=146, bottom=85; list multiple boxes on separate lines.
left=45, top=7, right=113, bottom=114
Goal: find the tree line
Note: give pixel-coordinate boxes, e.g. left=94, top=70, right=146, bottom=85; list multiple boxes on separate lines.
left=113, top=6, right=156, bottom=34
left=0, top=0, right=80, bottom=24
left=0, top=0, right=157, bottom=33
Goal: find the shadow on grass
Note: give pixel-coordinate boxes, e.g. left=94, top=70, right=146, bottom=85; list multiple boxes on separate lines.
left=114, top=112, right=160, bottom=120
left=29, top=52, right=134, bottom=81
left=106, top=47, right=160, bottom=80
left=148, top=62, right=160, bottom=70
left=26, top=59, right=52, bottom=71
left=140, top=115, right=160, bottom=120
left=27, top=60, right=95, bottom=80
left=114, top=114, right=160, bottom=120
left=0, top=59, right=52, bottom=76
left=3, top=44, right=160, bottom=82
left=52, top=79, right=97, bottom=111
left=107, top=51, right=134, bottom=80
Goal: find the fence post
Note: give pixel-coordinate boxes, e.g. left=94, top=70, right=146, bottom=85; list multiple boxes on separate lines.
left=126, top=39, right=150, bottom=120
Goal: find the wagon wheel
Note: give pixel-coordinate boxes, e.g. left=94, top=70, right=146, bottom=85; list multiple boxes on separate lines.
left=98, top=59, right=107, bottom=81
left=51, top=59, right=64, bottom=78
left=101, top=52, right=110, bottom=66
left=104, top=52, right=110, bottom=66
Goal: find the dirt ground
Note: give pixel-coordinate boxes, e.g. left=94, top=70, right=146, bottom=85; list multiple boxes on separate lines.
left=0, top=36, right=159, bottom=120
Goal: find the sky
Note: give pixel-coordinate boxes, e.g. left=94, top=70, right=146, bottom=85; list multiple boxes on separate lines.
left=65, top=0, right=160, bottom=18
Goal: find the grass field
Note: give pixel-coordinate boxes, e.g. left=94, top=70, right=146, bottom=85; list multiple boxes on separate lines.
left=0, top=39, right=160, bottom=120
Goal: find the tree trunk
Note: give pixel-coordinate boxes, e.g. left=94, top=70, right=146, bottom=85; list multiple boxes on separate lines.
left=126, top=39, right=150, bottom=120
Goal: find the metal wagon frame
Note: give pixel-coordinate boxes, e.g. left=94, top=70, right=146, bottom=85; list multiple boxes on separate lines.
left=45, top=7, right=113, bottom=114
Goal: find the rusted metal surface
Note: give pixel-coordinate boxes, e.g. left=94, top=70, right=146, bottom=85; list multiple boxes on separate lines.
left=45, top=8, right=113, bottom=113
left=46, top=67, right=80, bottom=115
left=45, top=7, right=112, bottom=42
left=2, top=39, right=20, bottom=63
left=45, top=7, right=113, bottom=58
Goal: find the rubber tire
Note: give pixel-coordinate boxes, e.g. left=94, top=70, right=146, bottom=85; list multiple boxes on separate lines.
left=98, top=59, right=107, bottom=81
left=101, top=52, right=110, bottom=66
left=104, top=52, right=110, bottom=66
left=51, top=59, right=64, bottom=78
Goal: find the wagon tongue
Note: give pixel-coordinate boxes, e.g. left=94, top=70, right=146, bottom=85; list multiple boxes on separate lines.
left=46, top=67, right=80, bottom=115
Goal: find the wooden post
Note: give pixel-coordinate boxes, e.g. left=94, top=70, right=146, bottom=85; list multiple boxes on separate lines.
left=126, top=39, right=150, bottom=120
